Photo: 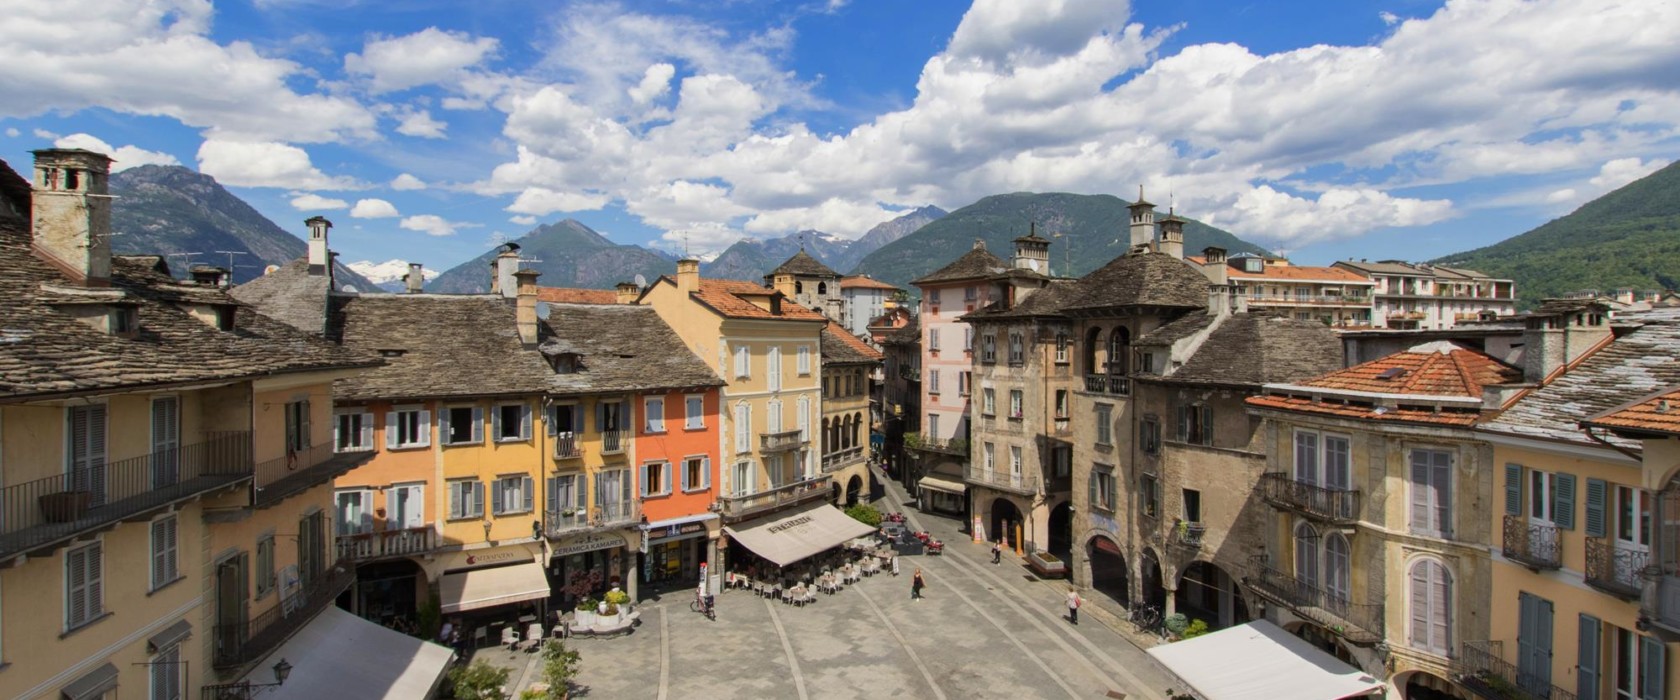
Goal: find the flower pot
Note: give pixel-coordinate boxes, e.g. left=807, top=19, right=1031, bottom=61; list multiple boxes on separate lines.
left=40, top=491, right=91, bottom=523
left=574, top=610, right=595, bottom=628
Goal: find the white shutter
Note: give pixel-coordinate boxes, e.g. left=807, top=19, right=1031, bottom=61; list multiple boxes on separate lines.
left=798, top=346, right=811, bottom=374
left=768, top=347, right=782, bottom=390
left=1410, top=562, right=1430, bottom=650
left=471, top=408, right=484, bottom=443
left=386, top=411, right=399, bottom=449
left=473, top=482, right=484, bottom=517
left=768, top=400, right=782, bottom=433
left=702, top=457, right=712, bottom=490
left=735, top=404, right=750, bottom=453
left=797, top=396, right=810, bottom=442
left=520, top=405, right=532, bottom=439
left=639, top=465, right=650, bottom=498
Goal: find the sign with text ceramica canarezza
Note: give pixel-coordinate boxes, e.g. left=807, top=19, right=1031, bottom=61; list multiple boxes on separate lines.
left=552, top=531, right=625, bottom=558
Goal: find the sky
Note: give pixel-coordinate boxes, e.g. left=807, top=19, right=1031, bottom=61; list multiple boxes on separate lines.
left=3, top=0, right=1677, bottom=273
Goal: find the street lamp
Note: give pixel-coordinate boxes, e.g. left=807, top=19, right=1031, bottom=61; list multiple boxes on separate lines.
left=203, top=658, right=293, bottom=699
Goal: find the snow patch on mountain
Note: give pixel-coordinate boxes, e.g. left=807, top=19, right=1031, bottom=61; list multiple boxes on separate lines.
left=346, top=259, right=440, bottom=284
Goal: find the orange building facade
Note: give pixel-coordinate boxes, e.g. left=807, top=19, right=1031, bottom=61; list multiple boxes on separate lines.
left=634, top=387, right=723, bottom=594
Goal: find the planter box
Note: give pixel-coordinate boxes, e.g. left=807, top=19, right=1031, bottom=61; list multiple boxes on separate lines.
left=573, top=610, right=595, bottom=629
left=1026, top=551, right=1067, bottom=578
left=40, top=491, right=91, bottom=523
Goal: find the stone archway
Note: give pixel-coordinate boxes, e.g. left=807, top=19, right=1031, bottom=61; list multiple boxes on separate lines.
left=831, top=482, right=842, bottom=506
left=1046, top=502, right=1073, bottom=559
left=1286, top=621, right=1359, bottom=667
left=1175, top=560, right=1249, bottom=630
left=1140, top=548, right=1166, bottom=611
left=846, top=475, right=864, bottom=506
left=1395, top=671, right=1473, bottom=700
left=990, top=498, right=1023, bottom=550
left=1086, top=535, right=1129, bottom=609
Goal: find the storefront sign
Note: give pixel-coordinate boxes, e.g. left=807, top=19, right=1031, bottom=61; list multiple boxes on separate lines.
left=463, top=550, right=525, bottom=567
left=553, top=531, right=625, bottom=558
left=647, top=520, right=709, bottom=542
left=768, top=515, right=814, bottom=534
left=442, top=544, right=538, bottom=573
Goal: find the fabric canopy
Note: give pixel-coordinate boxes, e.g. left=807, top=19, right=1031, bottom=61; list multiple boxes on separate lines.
left=725, top=501, right=877, bottom=567
left=439, top=561, right=550, bottom=614
left=242, top=606, right=453, bottom=700
left=1146, top=620, right=1384, bottom=700
left=917, top=475, right=967, bottom=495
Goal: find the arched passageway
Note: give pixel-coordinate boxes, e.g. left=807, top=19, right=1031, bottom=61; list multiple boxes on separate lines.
left=1046, top=502, right=1072, bottom=559
left=1175, top=561, right=1248, bottom=630
left=1087, top=536, right=1129, bottom=608
left=990, top=498, right=1023, bottom=550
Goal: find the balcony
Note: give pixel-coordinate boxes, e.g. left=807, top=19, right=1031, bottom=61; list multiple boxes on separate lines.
left=335, top=526, right=438, bottom=562
left=904, top=434, right=968, bottom=456
left=1455, top=640, right=1577, bottom=700
left=0, top=431, right=252, bottom=561
left=1171, top=520, right=1207, bottom=550
left=822, top=446, right=866, bottom=473
left=1502, top=515, right=1562, bottom=570
left=1584, top=537, right=1648, bottom=600
left=720, top=474, right=832, bottom=520
left=254, top=442, right=375, bottom=509
left=546, top=500, right=639, bottom=537
left=1246, top=564, right=1383, bottom=644
left=1258, top=473, right=1360, bottom=524
left=1245, top=293, right=1372, bottom=306
left=213, top=560, right=355, bottom=669
left=600, top=429, right=627, bottom=455
left=761, top=429, right=807, bottom=453
left=1081, top=374, right=1130, bottom=395
left=963, top=467, right=1038, bottom=496
left=553, top=432, right=582, bottom=459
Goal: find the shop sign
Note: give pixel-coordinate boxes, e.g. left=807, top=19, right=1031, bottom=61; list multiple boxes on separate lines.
left=646, top=521, right=708, bottom=542
left=553, top=531, right=624, bottom=557
left=445, top=545, right=535, bottom=572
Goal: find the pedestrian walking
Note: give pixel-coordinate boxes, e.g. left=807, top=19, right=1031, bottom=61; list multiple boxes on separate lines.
left=1067, top=587, right=1081, bottom=625
left=911, top=569, right=925, bottom=600
left=991, top=541, right=1002, bottom=565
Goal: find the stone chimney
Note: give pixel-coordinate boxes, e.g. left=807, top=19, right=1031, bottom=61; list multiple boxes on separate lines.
left=616, top=282, right=640, bottom=304
left=305, top=216, right=331, bottom=275
left=677, top=257, right=700, bottom=294
left=30, top=149, right=114, bottom=286
left=1158, top=210, right=1185, bottom=260
left=1201, top=247, right=1228, bottom=286
left=190, top=265, right=230, bottom=288
left=494, top=244, right=521, bottom=299
left=515, top=268, right=541, bottom=347
left=406, top=263, right=424, bottom=293
left=1521, top=304, right=1612, bottom=383
left=1127, top=186, right=1156, bottom=250
left=769, top=272, right=796, bottom=297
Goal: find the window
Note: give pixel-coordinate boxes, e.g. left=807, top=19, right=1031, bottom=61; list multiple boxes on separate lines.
left=150, top=643, right=182, bottom=700
left=598, top=400, right=626, bottom=433
left=1140, top=474, right=1159, bottom=518
left=929, top=369, right=941, bottom=394
left=641, top=462, right=672, bottom=497
left=284, top=399, right=310, bottom=453
left=1095, top=404, right=1113, bottom=445
left=1089, top=465, right=1116, bottom=512
left=255, top=535, right=275, bottom=598
left=983, top=388, right=996, bottom=416
left=335, top=489, right=372, bottom=535
left=384, top=402, right=430, bottom=446
left=493, top=403, right=531, bottom=442
left=149, top=516, right=179, bottom=590
left=68, top=404, right=108, bottom=504
left=981, top=334, right=996, bottom=363
left=1324, top=533, right=1350, bottom=603
left=797, top=395, right=811, bottom=442
left=65, top=541, right=103, bottom=630
left=685, top=395, right=705, bottom=429
left=1055, top=390, right=1069, bottom=419
left=388, top=483, right=423, bottom=530
left=1009, top=390, right=1023, bottom=419
left=1611, top=625, right=1665, bottom=700
left=797, top=346, right=811, bottom=375
left=547, top=474, right=585, bottom=517
left=1051, top=446, right=1071, bottom=478
left=1009, top=446, right=1023, bottom=475
left=733, top=461, right=753, bottom=496
left=928, top=327, right=940, bottom=351
left=448, top=479, right=485, bottom=520
left=767, top=399, right=783, bottom=433
left=595, top=469, right=632, bottom=518
left=1008, top=332, right=1024, bottom=364
left=928, top=413, right=940, bottom=438
left=1294, top=522, right=1320, bottom=588
left=441, top=405, right=484, bottom=445
left=151, top=397, right=179, bottom=486
left=1410, top=449, right=1453, bottom=538
left=1141, top=416, right=1160, bottom=455
left=734, top=403, right=750, bottom=453
left=1615, top=485, right=1652, bottom=548
left=682, top=456, right=711, bottom=492
left=965, top=286, right=977, bottom=301
left=335, top=412, right=373, bottom=452
left=768, top=347, right=782, bottom=390
left=983, top=442, right=995, bottom=471
left=959, top=371, right=971, bottom=396
left=1183, top=489, right=1202, bottom=523
left=734, top=345, right=751, bottom=378
left=491, top=475, right=534, bottom=515
left=548, top=403, right=582, bottom=440
left=1294, top=430, right=1351, bottom=489
left=1176, top=403, right=1212, bottom=445
left=1055, top=332, right=1069, bottom=363
left=1409, top=558, right=1453, bottom=654
left=645, top=397, right=666, bottom=433
left=964, top=327, right=973, bottom=352
left=929, top=288, right=941, bottom=305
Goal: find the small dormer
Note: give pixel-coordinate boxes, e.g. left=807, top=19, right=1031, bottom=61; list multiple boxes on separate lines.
left=190, top=265, right=230, bottom=288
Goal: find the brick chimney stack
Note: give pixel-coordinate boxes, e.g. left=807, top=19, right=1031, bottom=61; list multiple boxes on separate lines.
left=515, top=268, right=541, bottom=347
left=406, top=263, right=424, bottom=294
left=677, top=257, right=700, bottom=294
left=616, top=282, right=640, bottom=304
left=30, top=149, right=114, bottom=286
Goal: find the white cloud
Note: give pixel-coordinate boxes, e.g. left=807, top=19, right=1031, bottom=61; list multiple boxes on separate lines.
left=1379, top=11, right=1400, bottom=26
left=509, top=215, right=538, bottom=226
left=350, top=198, right=400, bottom=218
left=628, top=63, right=676, bottom=104
left=289, top=193, right=348, bottom=210
left=33, top=128, right=59, bottom=140
left=345, top=27, right=499, bottom=94
left=400, top=214, right=461, bottom=236
left=394, top=109, right=447, bottom=138
left=1589, top=157, right=1666, bottom=191
left=196, top=140, right=361, bottom=190
left=506, top=187, right=611, bottom=216
left=390, top=173, right=427, bottom=190
left=4, top=128, right=18, bottom=138
left=1219, top=186, right=1455, bottom=247
left=52, top=133, right=180, bottom=171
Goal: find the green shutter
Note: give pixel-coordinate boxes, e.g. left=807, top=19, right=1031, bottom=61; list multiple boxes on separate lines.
left=1505, top=463, right=1523, bottom=515
left=1554, top=473, right=1576, bottom=530
left=1640, top=634, right=1664, bottom=700
left=1577, top=614, right=1600, bottom=700
left=1585, top=478, right=1608, bottom=538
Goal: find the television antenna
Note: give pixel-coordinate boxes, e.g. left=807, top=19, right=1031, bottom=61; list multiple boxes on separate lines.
left=166, top=252, right=200, bottom=268
left=214, top=250, right=249, bottom=273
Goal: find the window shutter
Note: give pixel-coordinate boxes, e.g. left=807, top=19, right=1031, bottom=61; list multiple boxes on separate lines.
left=471, top=408, right=484, bottom=442
left=570, top=408, right=584, bottom=434
left=1432, top=563, right=1451, bottom=652
left=797, top=397, right=810, bottom=441
left=545, top=405, right=557, bottom=437
left=88, top=542, right=103, bottom=619
left=1411, top=457, right=1432, bottom=532
left=1505, top=463, right=1523, bottom=516
left=1200, top=405, right=1213, bottom=444
left=1295, top=432, right=1318, bottom=483
left=702, top=457, right=712, bottom=490
left=1087, top=474, right=1098, bottom=509
left=300, top=400, right=312, bottom=450
left=1585, top=478, right=1607, bottom=538
left=663, top=464, right=672, bottom=494
left=473, top=482, right=484, bottom=517
left=491, top=406, right=501, bottom=439
left=1640, top=634, right=1664, bottom=700
left=1577, top=614, right=1600, bottom=700
left=1554, top=473, right=1576, bottom=530
left=68, top=547, right=87, bottom=625
left=596, top=402, right=607, bottom=433
left=413, top=410, right=429, bottom=446
left=519, top=405, right=531, bottom=439
left=1177, top=406, right=1189, bottom=442
left=1409, top=564, right=1430, bottom=649
left=360, top=413, right=373, bottom=448
left=440, top=408, right=454, bottom=444
left=639, top=465, right=650, bottom=497
left=333, top=415, right=341, bottom=452
left=522, top=477, right=533, bottom=513
left=448, top=483, right=460, bottom=520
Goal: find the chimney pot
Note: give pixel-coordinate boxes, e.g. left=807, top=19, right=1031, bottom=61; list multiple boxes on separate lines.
left=514, top=268, right=541, bottom=346
left=30, top=149, right=114, bottom=286
left=677, top=258, right=700, bottom=294
left=495, top=246, right=520, bottom=298
left=304, top=216, right=332, bottom=275
left=615, top=282, right=640, bottom=304
left=406, top=262, right=424, bottom=294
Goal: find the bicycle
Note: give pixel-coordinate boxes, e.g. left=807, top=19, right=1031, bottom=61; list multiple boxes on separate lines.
left=1128, top=604, right=1163, bottom=638
left=689, top=595, right=715, bottom=620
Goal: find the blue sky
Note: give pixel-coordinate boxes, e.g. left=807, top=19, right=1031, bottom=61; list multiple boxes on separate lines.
left=3, top=0, right=1676, bottom=275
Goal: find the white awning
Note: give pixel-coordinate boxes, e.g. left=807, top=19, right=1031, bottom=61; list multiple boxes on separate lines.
left=724, top=501, right=878, bottom=568
left=917, top=475, right=967, bottom=495
left=1146, top=620, right=1385, bottom=700
left=241, top=606, right=454, bottom=700
left=440, top=561, right=550, bottom=614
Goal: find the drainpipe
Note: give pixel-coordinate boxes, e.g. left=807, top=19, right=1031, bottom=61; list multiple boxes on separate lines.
left=1581, top=425, right=1645, bottom=462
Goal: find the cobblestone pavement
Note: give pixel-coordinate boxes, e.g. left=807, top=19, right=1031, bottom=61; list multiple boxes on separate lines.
left=481, top=466, right=1180, bottom=700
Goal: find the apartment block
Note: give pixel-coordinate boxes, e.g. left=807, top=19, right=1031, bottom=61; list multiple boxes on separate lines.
left=1334, top=260, right=1516, bottom=330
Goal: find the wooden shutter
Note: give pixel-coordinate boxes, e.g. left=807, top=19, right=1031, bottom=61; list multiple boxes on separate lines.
left=1200, top=404, right=1213, bottom=444
left=1577, top=614, right=1600, bottom=700
left=1554, top=473, right=1577, bottom=530
left=1506, top=463, right=1523, bottom=515
left=491, top=405, right=501, bottom=439
left=522, top=477, right=533, bottom=513
left=519, top=405, right=531, bottom=439
left=439, top=408, right=453, bottom=445
left=702, top=457, right=712, bottom=490
left=545, top=405, right=558, bottom=437
left=1411, top=454, right=1433, bottom=532
left=1640, top=634, right=1664, bottom=700
left=1431, top=561, right=1451, bottom=653
left=1409, top=562, right=1429, bottom=650
left=1586, top=478, right=1608, bottom=538
left=1295, top=432, right=1318, bottom=483
left=798, top=396, right=810, bottom=441
left=662, top=464, right=672, bottom=495
left=300, top=400, right=312, bottom=451
left=472, top=481, right=484, bottom=517
left=471, top=407, right=484, bottom=442
left=1087, top=473, right=1098, bottom=510
left=386, top=411, right=400, bottom=449
left=359, top=414, right=373, bottom=449
left=1177, top=405, right=1189, bottom=442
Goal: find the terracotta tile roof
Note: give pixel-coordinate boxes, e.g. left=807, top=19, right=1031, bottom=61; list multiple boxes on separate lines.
left=536, top=286, right=617, bottom=305
left=1245, top=395, right=1485, bottom=427
left=1227, top=265, right=1373, bottom=284
left=1288, top=341, right=1521, bottom=398
left=767, top=250, right=839, bottom=279
left=1580, top=385, right=1680, bottom=437
left=883, top=315, right=920, bottom=345
left=686, top=278, right=827, bottom=321
left=911, top=243, right=1008, bottom=285
left=840, top=275, right=900, bottom=291
left=821, top=321, right=882, bottom=364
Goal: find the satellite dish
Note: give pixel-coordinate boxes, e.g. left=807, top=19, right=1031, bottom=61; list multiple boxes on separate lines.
left=536, top=302, right=550, bottom=318
left=340, top=284, right=360, bottom=293
left=263, top=264, right=280, bottom=276
left=633, top=274, right=647, bottom=288
left=506, top=242, right=521, bottom=253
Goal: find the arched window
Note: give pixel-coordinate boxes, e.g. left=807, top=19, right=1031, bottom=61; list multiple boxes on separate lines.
left=1084, top=327, right=1102, bottom=375
left=1325, top=533, right=1351, bottom=606
left=1106, top=327, right=1129, bottom=375
left=1409, top=558, right=1453, bottom=654
left=818, top=282, right=828, bottom=295
left=1294, top=522, right=1320, bottom=588
left=795, top=281, right=804, bottom=294
left=821, top=417, right=830, bottom=453
left=852, top=412, right=862, bottom=448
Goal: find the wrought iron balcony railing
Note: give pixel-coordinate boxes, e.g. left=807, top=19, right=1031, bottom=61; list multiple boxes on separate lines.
left=600, top=429, right=627, bottom=455
left=1502, top=515, right=1562, bottom=570
left=720, top=474, right=832, bottom=520
left=1455, top=640, right=1576, bottom=700
left=1584, top=536, right=1648, bottom=600
left=1258, top=473, right=1360, bottom=524
left=213, top=561, right=355, bottom=669
left=546, top=500, right=639, bottom=537
left=335, top=526, right=438, bottom=562
left=904, top=434, right=968, bottom=456
left=1172, top=520, right=1207, bottom=550
left=553, top=432, right=582, bottom=459
left=1245, top=564, right=1383, bottom=644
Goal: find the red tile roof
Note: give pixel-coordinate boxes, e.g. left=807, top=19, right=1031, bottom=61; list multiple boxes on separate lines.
left=690, top=279, right=827, bottom=321
left=1245, top=341, right=1523, bottom=426
left=1245, top=395, right=1485, bottom=426
left=823, top=321, right=883, bottom=361
left=537, top=287, right=617, bottom=305
left=841, top=275, right=900, bottom=291
left=1580, top=385, right=1680, bottom=436
left=1228, top=265, right=1372, bottom=283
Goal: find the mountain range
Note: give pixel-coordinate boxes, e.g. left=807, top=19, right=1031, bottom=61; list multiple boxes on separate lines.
left=109, top=165, right=379, bottom=290
left=347, top=259, right=441, bottom=292
left=425, top=219, right=677, bottom=293
left=1435, top=159, right=1680, bottom=308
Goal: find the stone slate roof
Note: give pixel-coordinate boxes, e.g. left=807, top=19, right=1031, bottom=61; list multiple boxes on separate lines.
left=767, top=250, right=840, bottom=279
left=1135, top=312, right=1217, bottom=347
left=1165, top=313, right=1344, bottom=387
left=329, top=294, right=553, bottom=402
left=1484, top=313, right=1680, bottom=448
left=229, top=258, right=331, bottom=335
left=821, top=322, right=883, bottom=365
left=541, top=303, right=723, bottom=396
left=0, top=216, right=378, bottom=401
left=911, top=243, right=1007, bottom=286
left=682, top=278, right=828, bottom=322
left=1580, top=385, right=1680, bottom=437
left=1061, top=250, right=1210, bottom=311
left=962, top=280, right=1077, bottom=322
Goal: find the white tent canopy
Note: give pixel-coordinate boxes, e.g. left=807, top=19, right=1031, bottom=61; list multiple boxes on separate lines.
left=724, top=501, right=877, bottom=567
left=1146, top=620, right=1385, bottom=700
left=240, top=606, right=454, bottom=700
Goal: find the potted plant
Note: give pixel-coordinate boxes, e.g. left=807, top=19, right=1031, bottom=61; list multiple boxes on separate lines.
left=574, top=597, right=597, bottom=628
left=40, top=490, right=91, bottom=523
left=1026, top=549, right=1067, bottom=578
left=603, top=587, right=629, bottom=622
